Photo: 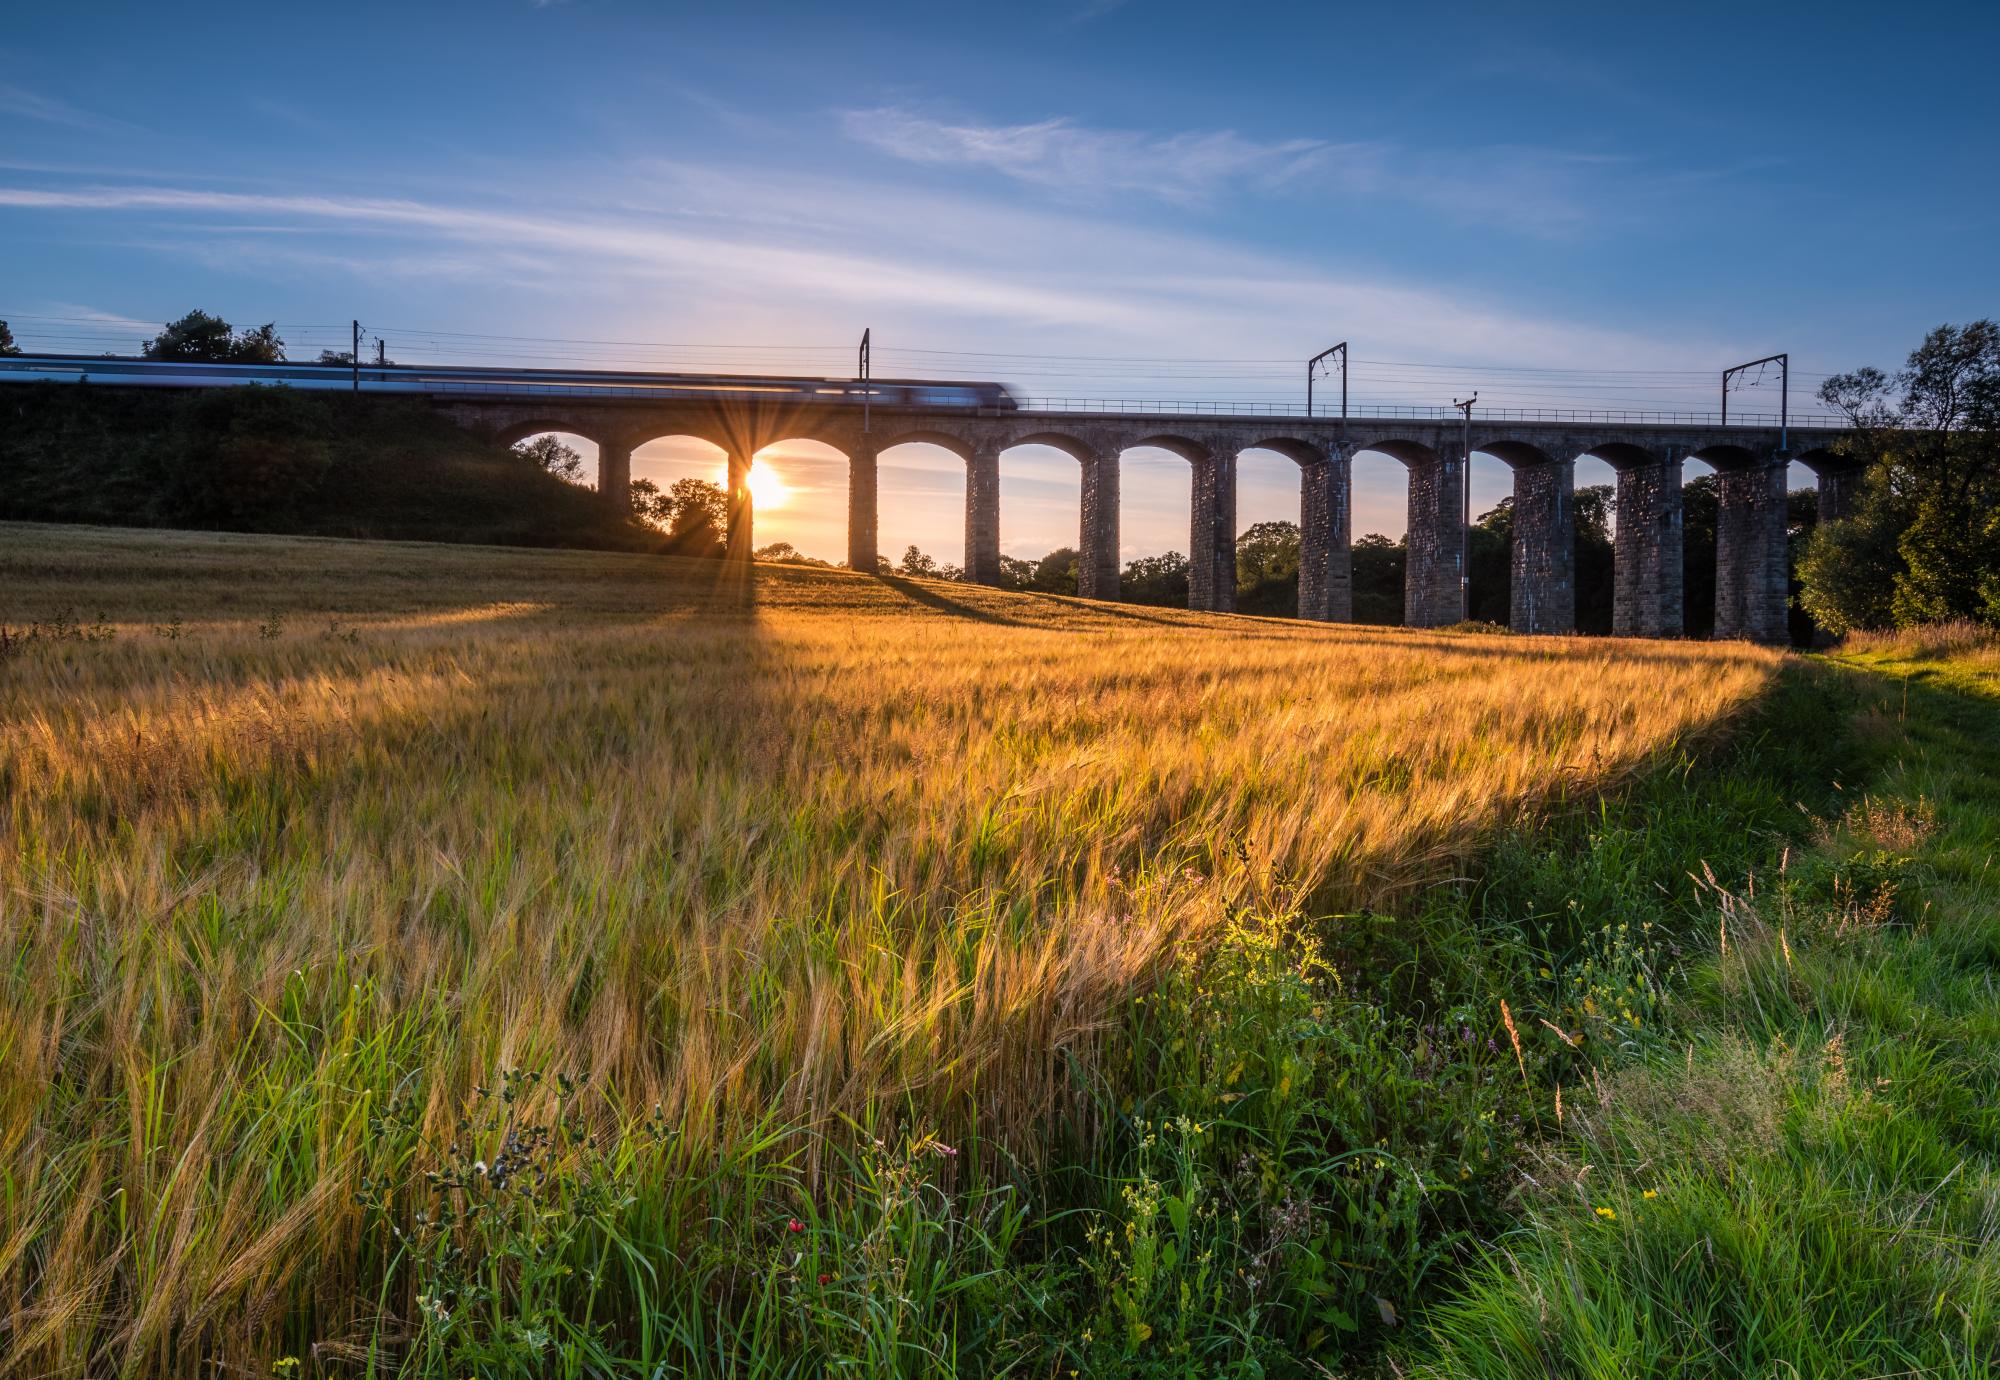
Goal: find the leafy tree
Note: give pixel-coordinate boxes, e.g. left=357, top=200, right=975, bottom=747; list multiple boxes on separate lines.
left=1681, top=473, right=1721, bottom=638
left=1029, top=547, right=1079, bottom=595
left=0, top=320, right=19, bottom=355
left=1573, top=484, right=1617, bottom=635
left=1466, top=498, right=1512, bottom=626
left=1234, top=520, right=1302, bottom=615
left=1802, top=320, right=2000, bottom=631
left=144, top=310, right=286, bottom=363
left=629, top=476, right=725, bottom=555
left=754, top=541, right=830, bottom=567
left=898, top=545, right=940, bottom=578
left=513, top=435, right=584, bottom=483
left=997, top=554, right=1037, bottom=589
left=1122, top=551, right=1190, bottom=606
left=1351, top=533, right=1404, bottom=625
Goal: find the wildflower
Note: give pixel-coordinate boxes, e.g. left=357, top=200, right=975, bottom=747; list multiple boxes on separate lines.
left=818, top=1272, right=832, bottom=1285
left=787, top=1218, right=805, bottom=1233
left=1642, top=1189, right=1658, bottom=1200
left=1594, top=1206, right=1616, bottom=1220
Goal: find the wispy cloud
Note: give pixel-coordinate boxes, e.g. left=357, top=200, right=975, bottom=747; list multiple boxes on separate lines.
left=841, top=105, right=1669, bottom=237
left=0, top=171, right=1736, bottom=379
left=0, top=83, right=133, bottom=134
left=840, top=108, right=1327, bottom=205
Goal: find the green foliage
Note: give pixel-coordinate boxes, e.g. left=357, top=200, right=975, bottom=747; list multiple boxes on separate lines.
left=899, top=544, right=940, bottom=577
left=1122, top=550, right=1189, bottom=606
left=1414, top=634, right=2000, bottom=1377
left=1802, top=320, right=2000, bottom=633
left=1235, top=520, right=1301, bottom=615
left=357, top=1071, right=638, bottom=1377
left=143, top=308, right=286, bottom=362
left=1351, top=533, right=1405, bottom=624
left=630, top=476, right=726, bottom=554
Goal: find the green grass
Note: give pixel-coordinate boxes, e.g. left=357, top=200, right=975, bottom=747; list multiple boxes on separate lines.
left=5, top=523, right=1995, bottom=1376
left=1411, top=633, right=2000, bottom=1378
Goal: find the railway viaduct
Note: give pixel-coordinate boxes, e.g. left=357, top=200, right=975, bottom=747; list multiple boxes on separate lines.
left=438, top=395, right=1859, bottom=645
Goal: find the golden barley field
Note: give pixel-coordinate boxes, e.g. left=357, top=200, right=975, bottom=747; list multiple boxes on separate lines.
left=0, top=522, right=1783, bottom=1375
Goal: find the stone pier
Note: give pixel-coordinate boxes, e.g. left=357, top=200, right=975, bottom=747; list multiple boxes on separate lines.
left=1815, top=463, right=1864, bottom=524
left=1405, top=450, right=1467, bottom=628
left=598, top=436, right=632, bottom=512
left=1714, top=459, right=1790, bottom=644
left=1612, top=454, right=1684, bottom=637
left=1079, top=451, right=1121, bottom=600
left=1298, top=448, right=1351, bottom=622
left=847, top=442, right=878, bottom=572
left=1511, top=459, right=1576, bottom=635
left=726, top=451, right=753, bottom=561
left=1189, top=450, right=1237, bottom=613
left=965, top=443, right=1002, bottom=585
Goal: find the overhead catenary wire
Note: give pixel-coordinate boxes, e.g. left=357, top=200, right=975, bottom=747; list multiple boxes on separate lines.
left=0, top=309, right=1846, bottom=419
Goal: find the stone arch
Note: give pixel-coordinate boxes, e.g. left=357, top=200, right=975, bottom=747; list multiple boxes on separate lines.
left=875, top=427, right=974, bottom=461
left=1221, top=436, right=1340, bottom=620
left=1689, top=444, right=1786, bottom=644
left=1003, top=430, right=1098, bottom=462
left=1127, top=432, right=1212, bottom=463
left=740, top=435, right=851, bottom=565
left=1355, top=437, right=1459, bottom=628
left=1354, top=437, right=1440, bottom=468
left=1464, top=439, right=1574, bottom=633
left=971, top=434, right=1117, bottom=599
left=1794, top=445, right=1861, bottom=525
left=494, top=418, right=608, bottom=448
left=624, top=431, right=732, bottom=553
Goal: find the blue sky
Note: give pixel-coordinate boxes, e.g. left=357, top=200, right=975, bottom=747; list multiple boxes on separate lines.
left=5, top=1, right=1996, bottom=563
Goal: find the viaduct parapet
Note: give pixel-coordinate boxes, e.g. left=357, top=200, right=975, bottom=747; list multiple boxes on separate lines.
left=439, top=396, right=1858, bottom=644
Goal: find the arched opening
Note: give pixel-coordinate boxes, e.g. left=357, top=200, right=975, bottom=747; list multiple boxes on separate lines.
left=1119, top=444, right=1194, bottom=606
left=1680, top=453, right=1725, bottom=638
left=504, top=429, right=600, bottom=491
left=744, top=438, right=848, bottom=566
left=630, top=434, right=729, bottom=555
left=875, top=440, right=967, bottom=576
left=1348, top=448, right=1412, bottom=625
left=1570, top=452, right=1619, bottom=635
left=1234, top=443, right=1315, bottom=618
left=997, top=439, right=1085, bottom=594
left=1466, top=445, right=1526, bottom=627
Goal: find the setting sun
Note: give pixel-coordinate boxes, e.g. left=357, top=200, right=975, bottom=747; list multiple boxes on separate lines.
left=745, top=461, right=788, bottom=510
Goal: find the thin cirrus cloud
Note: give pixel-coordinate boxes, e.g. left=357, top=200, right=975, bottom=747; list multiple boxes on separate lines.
left=841, top=105, right=1638, bottom=236
left=839, top=107, right=1327, bottom=205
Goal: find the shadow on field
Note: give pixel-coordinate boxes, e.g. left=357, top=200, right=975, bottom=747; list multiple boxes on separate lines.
left=874, top=575, right=1040, bottom=629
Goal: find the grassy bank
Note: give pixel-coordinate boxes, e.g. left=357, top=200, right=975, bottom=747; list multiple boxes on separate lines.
left=6, top=522, right=1980, bottom=1375
left=1414, top=624, right=2000, bottom=1377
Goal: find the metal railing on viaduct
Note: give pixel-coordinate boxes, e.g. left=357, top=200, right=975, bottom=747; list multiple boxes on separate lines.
left=0, top=355, right=1863, bottom=644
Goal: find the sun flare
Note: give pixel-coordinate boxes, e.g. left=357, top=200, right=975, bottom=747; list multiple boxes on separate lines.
left=746, top=462, right=788, bottom=510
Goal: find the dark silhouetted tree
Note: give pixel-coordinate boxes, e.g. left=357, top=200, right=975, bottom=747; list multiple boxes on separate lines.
left=898, top=545, right=941, bottom=578
left=0, top=320, right=19, bottom=355
left=1351, top=533, right=1405, bottom=625
left=513, top=435, right=584, bottom=483
left=144, top=310, right=286, bottom=363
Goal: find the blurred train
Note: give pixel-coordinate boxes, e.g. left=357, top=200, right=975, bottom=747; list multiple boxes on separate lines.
left=0, top=354, right=1022, bottom=409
